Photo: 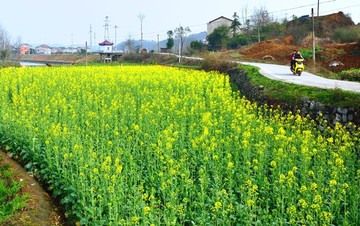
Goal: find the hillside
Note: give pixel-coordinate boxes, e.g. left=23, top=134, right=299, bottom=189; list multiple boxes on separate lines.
left=286, top=11, right=355, bottom=42
left=220, top=12, right=360, bottom=74
left=230, top=38, right=360, bottom=73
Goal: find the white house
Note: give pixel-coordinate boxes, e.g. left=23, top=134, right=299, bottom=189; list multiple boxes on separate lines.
left=98, top=40, right=114, bottom=53
left=35, top=44, right=51, bottom=55
left=51, top=47, right=64, bottom=54
left=63, top=47, right=79, bottom=54
left=207, top=16, right=233, bottom=35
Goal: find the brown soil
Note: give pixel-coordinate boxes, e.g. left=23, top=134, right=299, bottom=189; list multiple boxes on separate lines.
left=232, top=37, right=360, bottom=74
left=19, top=53, right=99, bottom=64
left=0, top=151, right=66, bottom=226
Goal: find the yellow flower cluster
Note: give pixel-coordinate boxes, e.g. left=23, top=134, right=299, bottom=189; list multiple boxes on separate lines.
left=0, top=65, right=358, bottom=225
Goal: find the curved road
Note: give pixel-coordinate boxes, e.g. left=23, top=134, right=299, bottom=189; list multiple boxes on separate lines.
left=162, top=54, right=360, bottom=93
left=240, top=62, right=360, bottom=93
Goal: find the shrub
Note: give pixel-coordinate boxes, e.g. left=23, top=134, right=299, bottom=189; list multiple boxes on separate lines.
left=299, top=48, right=312, bottom=59
left=200, top=54, right=238, bottom=73
left=0, top=62, right=20, bottom=69
left=338, top=68, right=360, bottom=82
left=331, top=26, right=360, bottom=43
left=315, top=46, right=323, bottom=51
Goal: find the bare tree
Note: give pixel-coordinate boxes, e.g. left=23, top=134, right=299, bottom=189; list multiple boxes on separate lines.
left=124, top=35, right=135, bottom=53
left=0, top=24, right=11, bottom=61
left=14, top=35, right=22, bottom=58
left=174, top=25, right=191, bottom=63
left=251, top=7, right=272, bottom=42
left=241, top=5, right=249, bottom=29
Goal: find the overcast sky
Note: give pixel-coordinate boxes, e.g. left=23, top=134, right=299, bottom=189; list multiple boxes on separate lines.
left=1, top=0, right=359, bottom=46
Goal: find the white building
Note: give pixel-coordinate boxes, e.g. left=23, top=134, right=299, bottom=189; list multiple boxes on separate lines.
left=35, top=44, right=51, bottom=55
left=98, top=40, right=114, bottom=53
left=207, top=16, right=233, bottom=35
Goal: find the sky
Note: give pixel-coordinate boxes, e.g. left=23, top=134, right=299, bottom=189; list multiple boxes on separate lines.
left=0, top=0, right=359, bottom=47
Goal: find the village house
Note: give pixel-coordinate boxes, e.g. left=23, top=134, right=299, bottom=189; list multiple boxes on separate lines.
left=20, top=44, right=30, bottom=55
left=207, top=16, right=234, bottom=35
left=63, top=47, right=79, bottom=54
left=51, top=47, right=64, bottom=54
left=35, top=44, right=51, bottom=54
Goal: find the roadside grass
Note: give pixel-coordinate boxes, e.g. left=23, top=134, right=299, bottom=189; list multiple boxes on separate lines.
left=239, top=64, right=360, bottom=107
left=0, top=155, right=28, bottom=223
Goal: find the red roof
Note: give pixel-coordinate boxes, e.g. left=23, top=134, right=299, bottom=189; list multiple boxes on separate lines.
left=98, top=40, right=114, bottom=46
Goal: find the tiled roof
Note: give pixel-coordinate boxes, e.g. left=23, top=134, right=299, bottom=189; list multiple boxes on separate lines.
left=98, top=40, right=114, bottom=46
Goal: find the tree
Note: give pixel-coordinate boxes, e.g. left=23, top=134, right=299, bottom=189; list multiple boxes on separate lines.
left=240, top=6, right=249, bottom=28
left=166, top=30, right=174, bottom=51
left=245, top=19, right=251, bottom=32
left=207, top=25, right=230, bottom=51
left=174, top=25, right=191, bottom=63
left=124, top=35, right=135, bottom=53
left=190, top=40, right=204, bottom=50
left=251, top=7, right=272, bottom=42
left=261, top=21, right=285, bottom=40
left=0, top=24, right=11, bottom=62
left=230, top=12, right=241, bottom=36
left=12, top=35, right=22, bottom=60
left=228, top=35, right=249, bottom=49
left=188, top=40, right=206, bottom=54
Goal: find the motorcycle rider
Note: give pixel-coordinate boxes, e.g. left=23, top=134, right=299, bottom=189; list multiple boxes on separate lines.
left=290, top=50, right=304, bottom=70
left=289, top=49, right=297, bottom=69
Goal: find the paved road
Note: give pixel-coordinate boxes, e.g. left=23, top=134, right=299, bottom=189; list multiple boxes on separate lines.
left=159, top=53, right=360, bottom=93
left=240, top=62, right=360, bottom=93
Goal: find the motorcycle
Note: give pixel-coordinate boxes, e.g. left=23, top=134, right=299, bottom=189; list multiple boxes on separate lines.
left=290, top=59, right=305, bottom=76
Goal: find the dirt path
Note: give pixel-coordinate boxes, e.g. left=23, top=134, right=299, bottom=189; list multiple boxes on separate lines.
left=0, top=151, right=65, bottom=226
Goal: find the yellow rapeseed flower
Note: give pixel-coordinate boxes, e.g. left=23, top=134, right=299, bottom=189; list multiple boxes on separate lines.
left=330, top=179, right=337, bottom=187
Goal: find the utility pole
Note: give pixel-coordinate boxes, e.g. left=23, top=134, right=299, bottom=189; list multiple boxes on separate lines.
left=157, top=34, right=160, bottom=53
left=85, top=41, right=88, bottom=66
left=138, top=13, right=145, bottom=50
left=317, top=0, right=319, bottom=17
left=178, top=37, right=181, bottom=63
left=104, top=16, right=110, bottom=40
left=312, top=8, right=316, bottom=65
left=114, top=25, right=118, bottom=50
left=89, top=24, right=93, bottom=53
left=94, top=32, right=97, bottom=51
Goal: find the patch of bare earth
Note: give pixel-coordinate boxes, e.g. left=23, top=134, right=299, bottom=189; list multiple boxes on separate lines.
left=0, top=151, right=66, bottom=226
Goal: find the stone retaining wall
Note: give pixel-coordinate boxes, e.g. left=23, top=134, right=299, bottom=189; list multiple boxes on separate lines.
left=227, top=68, right=360, bottom=127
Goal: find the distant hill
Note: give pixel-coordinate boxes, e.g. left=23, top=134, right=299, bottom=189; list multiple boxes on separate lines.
left=115, top=31, right=207, bottom=52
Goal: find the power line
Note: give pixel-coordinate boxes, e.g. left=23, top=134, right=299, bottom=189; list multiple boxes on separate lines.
left=111, top=1, right=359, bottom=42
left=321, top=3, right=360, bottom=14
left=269, top=0, right=336, bottom=15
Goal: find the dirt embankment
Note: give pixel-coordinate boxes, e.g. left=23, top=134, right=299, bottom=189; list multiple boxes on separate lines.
left=19, top=53, right=99, bottom=64
left=232, top=37, right=360, bottom=73
left=0, top=151, right=66, bottom=226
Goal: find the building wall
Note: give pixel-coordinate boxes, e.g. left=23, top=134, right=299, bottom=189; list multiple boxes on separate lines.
left=207, top=17, right=233, bottom=35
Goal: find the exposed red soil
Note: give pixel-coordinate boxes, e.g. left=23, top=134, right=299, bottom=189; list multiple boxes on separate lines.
left=235, top=38, right=360, bottom=73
